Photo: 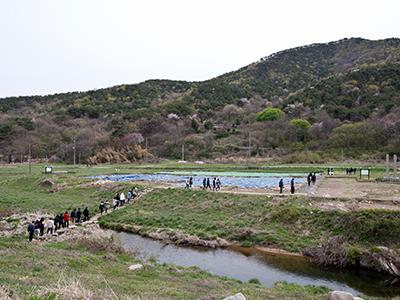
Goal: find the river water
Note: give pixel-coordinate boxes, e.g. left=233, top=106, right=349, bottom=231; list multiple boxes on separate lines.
left=91, top=171, right=307, bottom=189
left=117, top=232, right=400, bottom=298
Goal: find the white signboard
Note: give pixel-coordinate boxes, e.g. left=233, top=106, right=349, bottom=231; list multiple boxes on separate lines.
left=361, top=169, right=369, bottom=176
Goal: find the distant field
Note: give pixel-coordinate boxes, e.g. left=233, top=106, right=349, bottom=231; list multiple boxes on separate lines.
left=0, top=161, right=389, bottom=214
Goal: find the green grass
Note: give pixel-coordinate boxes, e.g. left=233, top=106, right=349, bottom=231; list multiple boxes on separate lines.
left=0, top=169, right=146, bottom=214
left=100, top=189, right=400, bottom=253
left=0, top=162, right=397, bottom=299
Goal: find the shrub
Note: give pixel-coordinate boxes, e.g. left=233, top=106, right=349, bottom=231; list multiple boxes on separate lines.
left=256, top=107, right=284, bottom=121
left=248, top=278, right=261, bottom=284
left=289, top=118, right=311, bottom=129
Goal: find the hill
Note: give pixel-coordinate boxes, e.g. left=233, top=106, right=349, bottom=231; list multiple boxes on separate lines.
left=1, top=37, right=400, bottom=163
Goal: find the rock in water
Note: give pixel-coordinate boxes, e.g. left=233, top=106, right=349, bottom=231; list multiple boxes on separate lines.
left=128, top=264, right=143, bottom=271
left=329, top=291, right=363, bottom=300
left=223, top=293, right=246, bottom=300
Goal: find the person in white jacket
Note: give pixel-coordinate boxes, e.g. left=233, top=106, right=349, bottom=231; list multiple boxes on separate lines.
left=120, top=192, right=126, bottom=206
left=47, top=218, right=54, bottom=235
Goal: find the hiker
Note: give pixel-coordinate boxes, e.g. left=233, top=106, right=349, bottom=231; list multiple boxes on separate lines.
left=185, top=178, right=190, bottom=189
left=127, top=190, right=132, bottom=203
left=132, top=187, right=138, bottom=199
left=58, top=213, right=64, bottom=228
left=70, top=208, right=76, bottom=224
left=63, top=211, right=70, bottom=228
left=47, top=218, right=54, bottom=235
left=216, top=177, right=221, bottom=191
left=206, top=178, right=211, bottom=190
left=307, top=172, right=312, bottom=186
left=53, top=214, right=59, bottom=232
left=189, top=177, right=193, bottom=189
left=27, top=221, right=35, bottom=241
left=83, top=207, right=89, bottom=222
left=202, top=178, right=207, bottom=189
left=99, top=201, right=105, bottom=215
left=115, top=193, right=120, bottom=207
left=34, top=220, right=40, bottom=236
left=120, top=192, right=126, bottom=206
left=290, top=177, right=295, bottom=194
left=39, top=218, right=45, bottom=236
left=104, top=200, right=110, bottom=213
left=212, top=177, right=216, bottom=191
left=112, top=198, right=118, bottom=210
left=278, top=178, right=284, bottom=194
left=76, top=208, right=82, bottom=223
left=311, top=173, right=316, bottom=185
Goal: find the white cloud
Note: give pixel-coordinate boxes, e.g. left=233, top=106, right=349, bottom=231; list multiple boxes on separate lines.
left=0, top=0, right=399, bottom=97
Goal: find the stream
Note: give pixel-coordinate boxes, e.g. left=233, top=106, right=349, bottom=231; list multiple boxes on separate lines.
left=117, top=232, right=400, bottom=298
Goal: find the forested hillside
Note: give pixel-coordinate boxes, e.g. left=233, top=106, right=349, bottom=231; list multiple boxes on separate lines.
left=1, top=37, right=400, bottom=163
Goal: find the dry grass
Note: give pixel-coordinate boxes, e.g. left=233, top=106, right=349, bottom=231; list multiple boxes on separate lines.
left=36, top=273, right=115, bottom=300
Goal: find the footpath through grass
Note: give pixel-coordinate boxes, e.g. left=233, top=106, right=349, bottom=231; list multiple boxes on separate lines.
left=100, top=188, right=400, bottom=253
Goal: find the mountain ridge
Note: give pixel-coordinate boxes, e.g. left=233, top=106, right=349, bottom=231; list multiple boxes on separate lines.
left=1, top=37, right=400, bottom=162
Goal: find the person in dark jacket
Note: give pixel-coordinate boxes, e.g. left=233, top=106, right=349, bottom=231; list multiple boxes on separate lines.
left=311, top=173, right=316, bottom=185
left=70, top=208, right=76, bottom=224
left=278, top=178, right=284, bottom=194
left=39, top=217, right=45, bottom=236
left=99, top=201, right=105, bottom=215
left=58, top=213, right=64, bottom=228
left=206, top=178, right=211, bottom=190
left=27, top=221, right=35, bottom=241
left=307, top=172, right=312, bottom=186
left=76, top=208, right=82, bottom=223
left=54, top=214, right=59, bottom=232
left=290, top=177, right=295, bottom=194
left=202, top=178, right=207, bottom=189
left=83, top=207, right=89, bottom=222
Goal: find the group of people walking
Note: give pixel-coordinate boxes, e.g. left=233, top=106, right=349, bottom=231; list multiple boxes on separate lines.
left=278, top=172, right=318, bottom=194
left=185, top=177, right=194, bottom=189
left=278, top=177, right=296, bottom=194
left=183, top=177, right=222, bottom=191
left=27, top=207, right=90, bottom=242
left=345, top=167, right=357, bottom=175
left=106, top=187, right=139, bottom=213
left=202, top=177, right=221, bottom=191
left=307, top=172, right=317, bottom=186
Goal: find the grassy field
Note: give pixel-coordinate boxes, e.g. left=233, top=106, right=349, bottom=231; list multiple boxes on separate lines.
left=0, top=160, right=388, bottom=177
left=99, top=188, right=400, bottom=253
left=0, top=163, right=342, bottom=299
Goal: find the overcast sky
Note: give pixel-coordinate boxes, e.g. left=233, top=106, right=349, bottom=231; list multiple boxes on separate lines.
left=0, top=0, right=399, bottom=98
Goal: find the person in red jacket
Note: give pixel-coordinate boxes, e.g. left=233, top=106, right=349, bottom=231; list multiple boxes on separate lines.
left=63, top=211, right=70, bottom=228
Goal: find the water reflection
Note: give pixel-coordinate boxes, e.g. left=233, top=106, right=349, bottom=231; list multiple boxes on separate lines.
left=117, top=232, right=400, bottom=297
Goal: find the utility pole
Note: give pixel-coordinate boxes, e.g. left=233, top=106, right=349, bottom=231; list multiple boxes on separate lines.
left=28, top=144, right=32, bottom=175
left=248, top=130, right=251, bottom=158
left=145, top=137, right=148, bottom=161
left=182, top=144, right=185, bottom=161
left=73, top=137, right=76, bottom=166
